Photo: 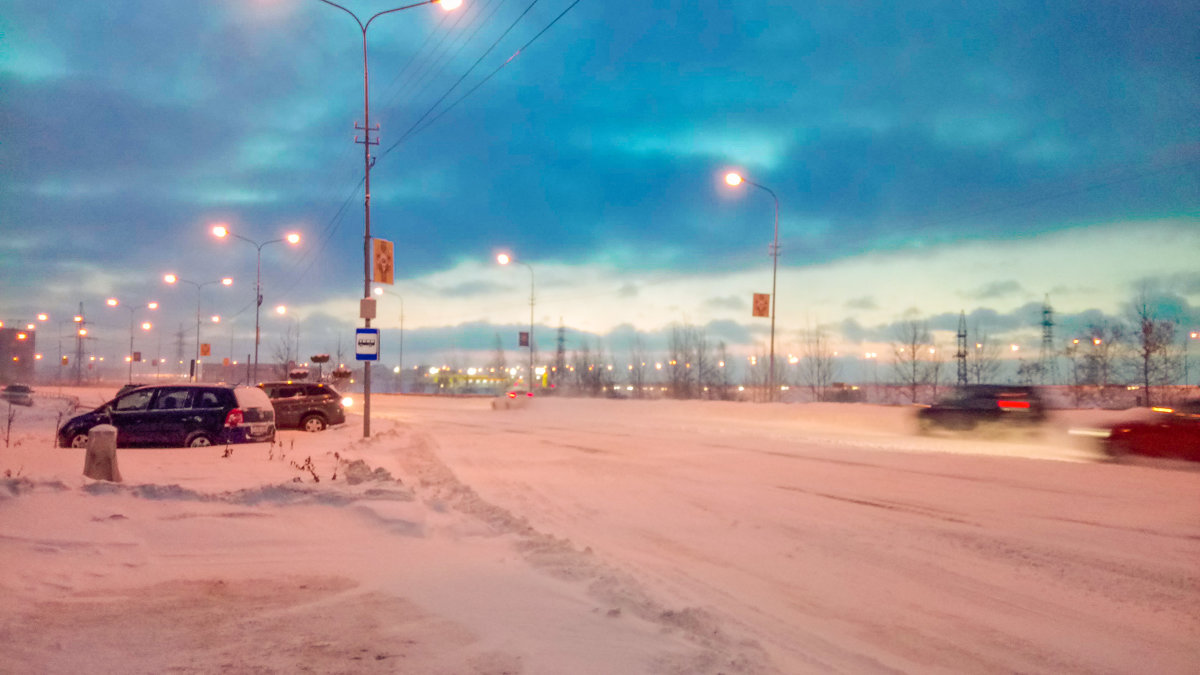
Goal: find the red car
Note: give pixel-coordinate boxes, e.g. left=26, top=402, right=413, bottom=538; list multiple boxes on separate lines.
left=1103, top=401, right=1200, bottom=462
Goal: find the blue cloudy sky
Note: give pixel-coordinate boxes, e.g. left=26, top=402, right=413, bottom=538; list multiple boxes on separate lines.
left=2, top=0, right=1198, bottom=377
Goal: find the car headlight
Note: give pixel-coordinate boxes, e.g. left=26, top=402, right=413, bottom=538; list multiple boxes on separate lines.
left=341, top=396, right=354, bottom=408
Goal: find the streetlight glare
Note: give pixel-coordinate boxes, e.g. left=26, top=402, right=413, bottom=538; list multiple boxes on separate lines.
left=221, top=277, right=233, bottom=286
left=106, top=298, right=119, bottom=307
left=725, top=172, right=743, bottom=186
left=164, top=274, right=177, bottom=284
left=211, top=315, right=221, bottom=323
left=212, top=224, right=229, bottom=238
left=439, top=0, right=463, bottom=10
left=497, top=253, right=511, bottom=265
left=275, top=305, right=287, bottom=315
left=286, top=233, right=301, bottom=245
left=148, top=301, right=159, bottom=310
left=36, top=313, right=48, bottom=321
left=142, top=322, right=152, bottom=331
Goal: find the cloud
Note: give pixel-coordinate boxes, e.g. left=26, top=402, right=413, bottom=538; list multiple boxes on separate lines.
left=703, top=295, right=745, bottom=312
left=845, top=296, right=877, bottom=310
left=965, top=280, right=1026, bottom=300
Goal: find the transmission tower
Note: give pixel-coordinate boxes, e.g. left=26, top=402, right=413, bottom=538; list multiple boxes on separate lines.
left=554, top=319, right=567, bottom=388
left=956, top=311, right=968, bottom=387
left=1039, top=295, right=1059, bottom=385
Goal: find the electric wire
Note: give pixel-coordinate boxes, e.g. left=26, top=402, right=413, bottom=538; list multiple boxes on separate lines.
left=398, top=0, right=583, bottom=146
left=380, top=0, right=548, bottom=158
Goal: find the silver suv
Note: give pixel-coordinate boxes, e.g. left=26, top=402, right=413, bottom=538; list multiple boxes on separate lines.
left=257, top=381, right=347, bottom=432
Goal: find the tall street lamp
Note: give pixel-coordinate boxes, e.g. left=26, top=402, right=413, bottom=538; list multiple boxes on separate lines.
left=164, top=274, right=233, bottom=381
left=373, top=287, right=405, bottom=392
left=106, top=298, right=158, bottom=383
left=724, top=171, right=781, bottom=400
left=497, top=253, right=535, bottom=394
left=316, top=0, right=462, bottom=438
left=212, top=224, right=300, bottom=384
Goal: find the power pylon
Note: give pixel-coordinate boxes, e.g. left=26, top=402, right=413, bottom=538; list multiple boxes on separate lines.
left=1039, top=295, right=1059, bottom=385
left=956, top=311, right=968, bottom=387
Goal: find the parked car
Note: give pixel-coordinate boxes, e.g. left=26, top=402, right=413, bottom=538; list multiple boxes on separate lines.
left=2, top=383, right=34, bottom=406
left=1101, top=401, right=1200, bottom=462
left=117, top=382, right=149, bottom=396
left=257, top=381, right=347, bottom=432
left=916, top=385, right=1046, bottom=433
left=57, top=384, right=276, bottom=448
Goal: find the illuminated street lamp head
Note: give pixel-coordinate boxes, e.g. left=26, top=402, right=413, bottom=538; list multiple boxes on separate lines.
left=106, top=298, right=119, bottom=307
left=725, top=172, right=743, bottom=187
left=275, top=305, right=287, bottom=315
left=37, top=313, right=48, bottom=321
left=211, top=315, right=221, bottom=323
left=497, top=253, right=511, bottom=265
left=439, top=0, right=463, bottom=10
left=148, top=302, right=159, bottom=310
left=373, top=287, right=383, bottom=296
left=164, top=274, right=177, bottom=284
left=286, top=233, right=301, bottom=245
left=212, top=224, right=229, bottom=238
left=141, top=322, right=152, bottom=331
left=221, top=277, right=233, bottom=286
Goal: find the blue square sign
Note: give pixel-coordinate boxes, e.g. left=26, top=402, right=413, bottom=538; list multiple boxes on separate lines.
left=355, top=328, right=380, bottom=361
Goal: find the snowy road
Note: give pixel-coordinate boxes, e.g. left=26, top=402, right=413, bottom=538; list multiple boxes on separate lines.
left=377, top=395, right=1200, bottom=674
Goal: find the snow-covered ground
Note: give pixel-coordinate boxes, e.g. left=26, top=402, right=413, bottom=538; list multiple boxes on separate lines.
left=1, top=388, right=1197, bottom=674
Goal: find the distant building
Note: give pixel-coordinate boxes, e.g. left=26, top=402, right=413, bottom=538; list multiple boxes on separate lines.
left=0, top=327, right=37, bottom=384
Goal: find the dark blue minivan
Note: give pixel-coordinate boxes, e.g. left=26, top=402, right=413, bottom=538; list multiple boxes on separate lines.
left=58, top=384, right=276, bottom=448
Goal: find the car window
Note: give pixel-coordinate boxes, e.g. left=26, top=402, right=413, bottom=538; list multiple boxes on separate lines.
left=114, top=389, right=154, bottom=412
left=235, top=386, right=273, bottom=409
left=306, top=385, right=330, bottom=397
left=152, top=388, right=192, bottom=410
left=194, top=390, right=225, bottom=408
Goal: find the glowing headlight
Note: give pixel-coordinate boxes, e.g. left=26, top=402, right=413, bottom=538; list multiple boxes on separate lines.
left=342, top=396, right=354, bottom=408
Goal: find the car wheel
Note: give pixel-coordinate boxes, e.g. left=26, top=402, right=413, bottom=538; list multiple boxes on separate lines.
left=69, top=432, right=90, bottom=449
left=1104, top=438, right=1131, bottom=462
left=301, top=414, right=327, bottom=432
left=185, top=431, right=214, bottom=448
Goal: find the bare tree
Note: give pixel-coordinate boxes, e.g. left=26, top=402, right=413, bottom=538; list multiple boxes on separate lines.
left=798, top=326, right=839, bottom=401
left=270, top=325, right=298, bottom=380
left=928, top=343, right=948, bottom=400
left=745, top=348, right=772, bottom=402
left=967, top=330, right=1004, bottom=385
left=713, top=341, right=735, bottom=400
left=1130, top=296, right=1180, bottom=407
left=1083, top=322, right=1125, bottom=389
left=628, top=337, right=650, bottom=398
left=892, top=320, right=933, bottom=403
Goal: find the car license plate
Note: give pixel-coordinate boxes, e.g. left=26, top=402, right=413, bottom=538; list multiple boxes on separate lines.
left=251, top=424, right=269, bottom=435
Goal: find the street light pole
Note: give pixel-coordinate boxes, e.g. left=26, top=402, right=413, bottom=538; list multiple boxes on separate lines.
left=107, top=300, right=157, bottom=383
left=212, top=226, right=300, bottom=384
left=316, top=0, right=461, bottom=438
left=497, top=254, right=535, bottom=394
left=373, top=287, right=405, bottom=392
left=724, top=172, right=781, bottom=401
left=164, top=275, right=233, bottom=382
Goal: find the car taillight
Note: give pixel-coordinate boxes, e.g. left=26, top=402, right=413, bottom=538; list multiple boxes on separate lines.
left=225, top=408, right=244, bottom=427
left=507, top=391, right=517, bottom=399
left=998, top=400, right=1030, bottom=410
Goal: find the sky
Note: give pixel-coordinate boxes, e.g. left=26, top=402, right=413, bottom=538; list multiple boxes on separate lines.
left=2, top=0, right=1198, bottom=379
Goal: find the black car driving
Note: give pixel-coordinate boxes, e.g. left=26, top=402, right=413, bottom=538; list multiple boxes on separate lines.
left=57, top=384, right=276, bottom=448
left=916, top=385, right=1046, bottom=433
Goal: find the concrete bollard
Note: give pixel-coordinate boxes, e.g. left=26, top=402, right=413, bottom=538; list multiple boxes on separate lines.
left=83, top=424, right=122, bottom=482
